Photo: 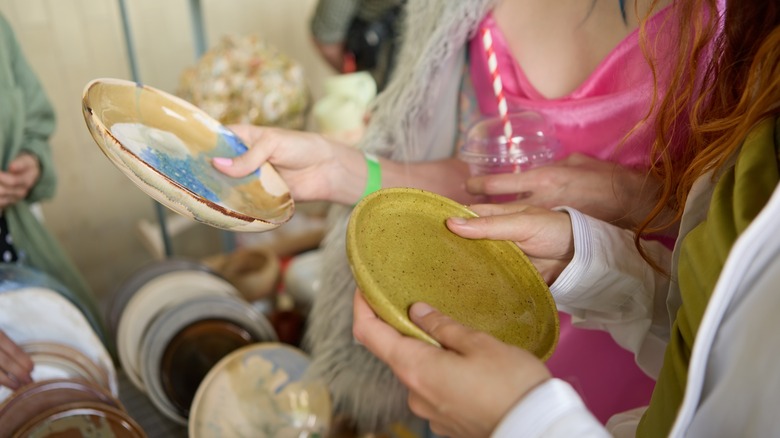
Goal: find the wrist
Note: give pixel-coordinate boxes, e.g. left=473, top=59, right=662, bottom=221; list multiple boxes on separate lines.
left=324, top=144, right=381, bottom=205
left=358, top=153, right=382, bottom=202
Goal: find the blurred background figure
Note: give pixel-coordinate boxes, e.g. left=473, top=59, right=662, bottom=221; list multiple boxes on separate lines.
left=310, top=0, right=406, bottom=91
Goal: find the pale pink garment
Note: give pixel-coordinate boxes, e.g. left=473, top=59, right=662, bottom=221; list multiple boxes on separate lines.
left=468, top=6, right=681, bottom=424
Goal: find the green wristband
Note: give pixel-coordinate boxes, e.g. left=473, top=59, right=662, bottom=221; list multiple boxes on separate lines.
left=360, top=152, right=382, bottom=201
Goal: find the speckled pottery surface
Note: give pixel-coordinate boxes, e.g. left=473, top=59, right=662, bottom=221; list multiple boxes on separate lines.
left=189, top=343, right=332, bottom=438
left=82, top=78, right=294, bottom=232
left=347, top=188, right=559, bottom=360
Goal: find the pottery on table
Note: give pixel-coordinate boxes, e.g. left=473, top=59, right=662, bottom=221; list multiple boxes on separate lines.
left=282, top=249, right=323, bottom=317
left=0, top=288, right=117, bottom=404
left=0, top=264, right=109, bottom=348
left=138, top=295, right=278, bottom=425
left=106, top=258, right=216, bottom=341
left=201, top=246, right=281, bottom=302
left=21, top=342, right=112, bottom=393
left=11, top=401, right=145, bottom=438
left=347, top=188, right=559, bottom=360
left=189, top=343, right=332, bottom=438
left=82, top=78, right=295, bottom=232
left=116, top=269, right=240, bottom=393
left=0, top=379, right=124, bottom=436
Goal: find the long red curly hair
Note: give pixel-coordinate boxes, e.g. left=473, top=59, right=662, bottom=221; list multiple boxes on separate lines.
left=637, top=0, right=780, bottom=255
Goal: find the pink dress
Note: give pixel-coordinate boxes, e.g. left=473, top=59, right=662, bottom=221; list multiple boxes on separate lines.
left=468, top=5, right=680, bottom=424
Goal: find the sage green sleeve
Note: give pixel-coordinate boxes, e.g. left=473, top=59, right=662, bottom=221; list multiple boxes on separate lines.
left=0, top=14, right=57, bottom=202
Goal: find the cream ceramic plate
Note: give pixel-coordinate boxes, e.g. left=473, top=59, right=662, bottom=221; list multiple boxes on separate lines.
left=347, top=188, right=559, bottom=360
left=0, top=288, right=117, bottom=403
left=82, top=78, right=295, bottom=232
left=189, top=343, right=332, bottom=438
left=139, top=295, right=278, bottom=425
left=116, top=270, right=239, bottom=392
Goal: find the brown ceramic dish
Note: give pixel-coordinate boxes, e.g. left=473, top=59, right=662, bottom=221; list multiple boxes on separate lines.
left=82, top=78, right=295, bottom=232
left=21, top=342, right=112, bottom=392
left=346, top=188, right=559, bottom=360
left=160, top=319, right=255, bottom=417
left=12, top=401, right=145, bottom=438
left=116, top=269, right=240, bottom=393
left=139, top=295, right=278, bottom=424
left=0, top=379, right=123, bottom=436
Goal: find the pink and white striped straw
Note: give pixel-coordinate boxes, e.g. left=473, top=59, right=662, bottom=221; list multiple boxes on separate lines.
left=481, top=28, right=518, bottom=154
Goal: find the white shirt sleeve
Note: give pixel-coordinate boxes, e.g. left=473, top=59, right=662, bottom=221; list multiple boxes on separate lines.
left=549, top=207, right=674, bottom=378
left=491, top=379, right=609, bottom=438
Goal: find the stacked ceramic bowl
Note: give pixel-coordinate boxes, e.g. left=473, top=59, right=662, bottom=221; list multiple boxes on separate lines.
left=0, top=379, right=143, bottom=438
left=111, top=259, right=278, bottom=424
left=0, top=287, right=143, bottom=437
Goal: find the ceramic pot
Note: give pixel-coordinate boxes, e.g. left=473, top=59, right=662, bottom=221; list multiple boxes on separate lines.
left=202, top=246, right=281, bottom=302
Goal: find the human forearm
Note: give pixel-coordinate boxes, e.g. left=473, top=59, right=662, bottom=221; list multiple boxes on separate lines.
left=371, top=156, right=478, bottom=204
left=216, top=126, right=477, bottom=206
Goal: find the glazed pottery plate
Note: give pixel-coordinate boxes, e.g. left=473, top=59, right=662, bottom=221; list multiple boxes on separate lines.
left=0, top=264, right=109, bottom=348
left=22, top=342, right=112, bottom=391
left=347, top=188, right=559, bottom=360
left=82, top=78, right=294, bottom=232
left=13, top=401, right=145, bottom=438
left=116, top=270, right=240, bottom=393
left=189, top=343, right=332, bottom=438
left=0, top=379, right=122, bottom=436
left=0, top=288, right=117, bottom=403
left=139, top=295, right=278, bottom=424
left=106, top=258, right=215, bottom=340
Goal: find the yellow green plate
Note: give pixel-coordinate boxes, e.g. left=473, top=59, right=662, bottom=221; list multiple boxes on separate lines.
left=347, top=188, right=559, bottom=360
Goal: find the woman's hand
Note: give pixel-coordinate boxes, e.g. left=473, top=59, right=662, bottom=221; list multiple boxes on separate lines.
left=353, top=291, right=550, bottom=438
left=0, top=153, right=40, bottom=208
left=447, top=203, right=574, bottom=284
left=213, top=125, right=366, bottom=204
left=0, top=330, right=33, bottom=390
left=465, top=153, right=667, bottom=230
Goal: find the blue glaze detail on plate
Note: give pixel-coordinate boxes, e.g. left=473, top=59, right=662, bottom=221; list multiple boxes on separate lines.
left=111, top=122, right=261, bottom=205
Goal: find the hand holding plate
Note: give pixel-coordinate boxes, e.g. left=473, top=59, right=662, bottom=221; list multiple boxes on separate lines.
left=353, top=290, right=551, bottom=438
left=446, top=203, right=574, bottom=284
left=213, top=125, right=341, bottom=202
